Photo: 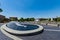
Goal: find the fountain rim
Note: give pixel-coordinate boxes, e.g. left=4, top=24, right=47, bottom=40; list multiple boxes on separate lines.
left=1, top=24, right=44, bottom=34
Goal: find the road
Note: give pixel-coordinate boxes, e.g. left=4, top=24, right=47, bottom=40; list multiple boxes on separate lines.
left=0, top=24, right=60, bottom=40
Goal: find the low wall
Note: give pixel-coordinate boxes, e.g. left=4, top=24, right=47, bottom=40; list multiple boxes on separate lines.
left=40, top=23, right=60, bottom=27
left=48, top=24, right=57, bottom=26
left=20, top=22, right=60, bottom=27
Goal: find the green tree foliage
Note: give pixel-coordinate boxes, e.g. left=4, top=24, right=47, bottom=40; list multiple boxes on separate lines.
left=48, top=18, right=51, bottom=21
left=39, top=18, right=48, bottom=21
left=25, top=18, right=35, bottom=21
left=53, top=17, right=60, bottom=22
left=53, top=18, right=57, bottom=22
left=0, top=8, right=3, bottom=12
left=19, top=18, right=35, bottom=22
left=29, top=18, right=35, bottom=21
left=19, top=18, right=25, bottom=22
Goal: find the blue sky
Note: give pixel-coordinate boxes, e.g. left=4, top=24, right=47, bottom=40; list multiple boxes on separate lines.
left=0, top=0, right=60, bottom=18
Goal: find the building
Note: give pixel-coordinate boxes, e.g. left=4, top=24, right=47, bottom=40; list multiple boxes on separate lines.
left=0, top=15, right=5, bottom=22
left=9, top=17, right=18, bottom=21
left=2, top=18, right=10, bottom=23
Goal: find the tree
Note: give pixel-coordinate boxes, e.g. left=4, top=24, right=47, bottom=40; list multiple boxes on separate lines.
left=0, top=8, right=3, bottom=12
left=25, top=18, right=35, bottom=21
left=25, top=18, right=30, bottom=21
left=19, top=17, right=35, bottom=22
left=56, top=17, right=60, bottom=22
left=48, top=18, right=51, bottom=21
left=39, top=18, right=48, bottom=21
left=29, top=18, right=35, bottom=21
left=19, top=18, right=25, bottom=22
left=53, top=18, right=57, bottom=22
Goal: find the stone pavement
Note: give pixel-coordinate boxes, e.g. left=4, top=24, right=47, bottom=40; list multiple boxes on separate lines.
left=0, top=23, right=60, bottom=40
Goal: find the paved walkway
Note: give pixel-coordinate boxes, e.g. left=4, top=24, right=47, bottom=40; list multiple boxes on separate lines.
left=13, top=25, right=60, bottom=40
left=0, top=24, right=60, bottom=40
left=15, top=30, right=60, bottom=40
left=0, top=30, right=13, bottom=40
left=0, top=23, right=13, bottom=40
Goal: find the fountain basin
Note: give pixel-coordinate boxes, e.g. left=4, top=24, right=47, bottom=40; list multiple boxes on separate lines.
left=1, top=22, right=44, bottom=35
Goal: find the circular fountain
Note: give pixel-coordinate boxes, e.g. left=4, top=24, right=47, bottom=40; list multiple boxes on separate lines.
left=1, top=21, right=44, bottom=35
